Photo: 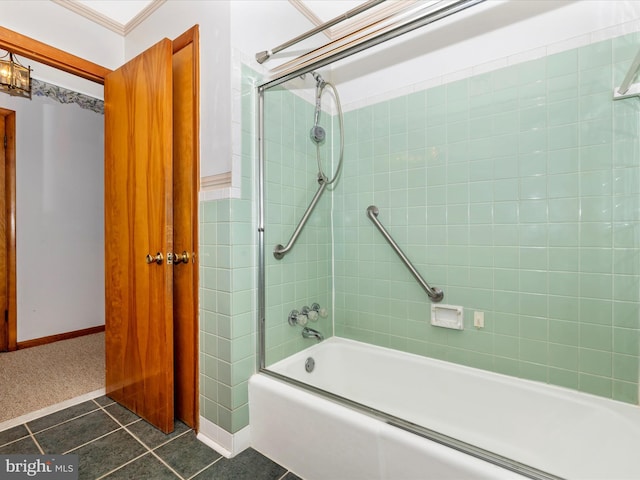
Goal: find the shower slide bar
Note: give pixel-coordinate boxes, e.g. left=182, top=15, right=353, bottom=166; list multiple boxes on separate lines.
left=255, top=0, right=386, bottom=64
left=274, top=176, right=327, bottom=259
left=367, top=205, right=444, bottom=302
left=614, top=47, right=640, bottom=99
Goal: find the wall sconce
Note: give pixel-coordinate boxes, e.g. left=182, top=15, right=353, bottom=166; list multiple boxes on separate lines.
left=0, top=51, right=31, bottom=99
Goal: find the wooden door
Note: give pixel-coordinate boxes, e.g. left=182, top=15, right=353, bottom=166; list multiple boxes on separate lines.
left=172, top=27, right=200, bottom=429
left=104, top=38, right=175, bottom=433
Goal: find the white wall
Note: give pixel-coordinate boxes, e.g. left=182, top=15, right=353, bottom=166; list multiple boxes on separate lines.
left=1, top=0, right=124, bottom=98
left=124, top=0, right=317, bottom=179
left=1, top=94, right=105, bottom=342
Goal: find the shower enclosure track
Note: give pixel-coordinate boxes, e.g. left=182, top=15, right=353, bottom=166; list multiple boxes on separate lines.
left=274, top=176, right=327, bottom=259
left=367, top=205, right=443, bottom=302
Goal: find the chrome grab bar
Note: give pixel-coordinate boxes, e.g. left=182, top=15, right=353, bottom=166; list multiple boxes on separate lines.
left=274, top=175, right=327, bottom=259
left=366, top=205, right=444, bottom=302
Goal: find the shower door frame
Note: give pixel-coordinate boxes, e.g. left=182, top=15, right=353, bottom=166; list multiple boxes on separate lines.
left=256, top=81, right=560, bottom=480
left=255, top=2, right=561, bottom=479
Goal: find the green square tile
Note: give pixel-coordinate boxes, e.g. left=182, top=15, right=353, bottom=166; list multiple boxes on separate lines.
left=548, top=368, right=579, bottom=390
left=520, top=315, right=547, bottom=340
left=494, top=357, right=520, bottom=377
left=549, top=124, right=579, bottom=151
left=548, top=73, right=578, bottom=103
left=580, top=248, right=612, bottom=274
left=520, top=270, right=547, bottom=294
left=579, top=373, right=612, bottom=398
left=520, top=105, right=547, bottom=131
left=580, top=348, right=612, bottom=376
left=494, top=334, right=519, bottom=359
left=548, top=148, right=579, bottom=175
left=613, top=353, right=639, bottom=382
left=547, top=173, right=580, bottom=198
left=548, top=295, right=579, bottom=322
left=548, top=99, right=578, bottom=126
left=519, top=224, right=547, bottom=247
left=520, top=338, right=547, bottom=363
left=613, top=302, right=640, bottom=329
left=519, top=152, right=547, bottom=177
left=549, top=343, right=578, bottom=370
left=579, top=40, right=612, bottom=70
left=581, top=196, right=612, bottom=222
left=519, top=199, right=547, bottom=222
left=579, top=298, right=612, bottom=325
left=548, top=272, right=579, bottom=297
left=548, top=198, right=579, bottom=222
left=580, top=273, right=612, bottom=300
left=549, top=319, right=579, bottom=346
left=231, top=404, right=250, bottom=433
left=519, top=362, right=547, bottom=383
left=613, top=327, right=640, bottom=355
left=613, top=380, right=638, bottom=404
left=613, top=275, right=639, bottom=302
left=580, top=323, right=612, bottom=351
left=520, top=247, right=547, bottom=270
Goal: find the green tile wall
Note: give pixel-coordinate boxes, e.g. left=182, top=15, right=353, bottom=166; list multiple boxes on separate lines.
left=332, top=33, right=640, bottom=404
left=262, top=84, right=334, bottom=365
left=198, top=66, right=257, bottom=434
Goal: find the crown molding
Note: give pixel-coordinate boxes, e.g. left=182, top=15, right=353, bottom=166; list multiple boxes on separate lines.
left=51, top=0, right=166, bottom=36
left=287, top=0, right=419, bottom=41
left=288, top=0, right=333, bottom=39
left=124, top=0, right=167, bottom=35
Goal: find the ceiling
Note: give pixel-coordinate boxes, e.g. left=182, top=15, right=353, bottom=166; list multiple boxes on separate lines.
left=51, top=0, right=374, bottom=36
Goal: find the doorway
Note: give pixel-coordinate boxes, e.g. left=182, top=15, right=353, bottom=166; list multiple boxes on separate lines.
left=0, top=26, right=200, bottom=431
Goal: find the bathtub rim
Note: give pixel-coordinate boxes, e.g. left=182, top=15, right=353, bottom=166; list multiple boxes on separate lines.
left=257, top=365, right=561, bottom=480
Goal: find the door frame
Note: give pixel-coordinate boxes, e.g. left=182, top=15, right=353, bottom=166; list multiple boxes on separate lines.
left=0, top=28, right=199, bottom=425
left=0, top=109, right=16, bottom=352
left=0, top=28, right=107, bottom=352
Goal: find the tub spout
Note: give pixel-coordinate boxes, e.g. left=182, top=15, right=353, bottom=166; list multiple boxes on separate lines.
left=302, top=327, right=324, bottom=342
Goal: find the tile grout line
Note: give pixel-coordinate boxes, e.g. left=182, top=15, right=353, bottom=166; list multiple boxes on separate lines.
left=24, top=423, right=44, bottom=455
left=94, top=451, right=151, bottom=480
left=99, top=401, right=192, bottom=480
left=185, top=456, right=225, bottom=480
left=28, top=405, right=103, bottom=436
left=62, top=427, right=125, bottom=455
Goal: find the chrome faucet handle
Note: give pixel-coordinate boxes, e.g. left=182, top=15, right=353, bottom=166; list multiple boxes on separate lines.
left=288, top=309, right=308, bottom=326
left=301, top=305, right=319, bottom=321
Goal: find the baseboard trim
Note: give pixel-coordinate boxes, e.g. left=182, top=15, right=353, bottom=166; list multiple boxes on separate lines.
left=17, top=325, right=105, bottom=350
left=197, top=416, right=251, bottom=458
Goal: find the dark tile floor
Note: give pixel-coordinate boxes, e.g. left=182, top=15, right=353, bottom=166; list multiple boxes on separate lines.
left=0, top=396, right=302, bottom=480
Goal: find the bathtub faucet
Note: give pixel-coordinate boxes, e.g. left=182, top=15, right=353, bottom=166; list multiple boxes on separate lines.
left=302, top=327, right=324, bottom=342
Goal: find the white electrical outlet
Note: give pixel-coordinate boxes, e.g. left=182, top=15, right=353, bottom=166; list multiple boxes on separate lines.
left=474, top=311, right=484, bottom=328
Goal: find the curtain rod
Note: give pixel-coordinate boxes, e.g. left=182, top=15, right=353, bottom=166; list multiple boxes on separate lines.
left=255, top=0, right=386, bottom=64
left=259, top=0, right=485, bottom=90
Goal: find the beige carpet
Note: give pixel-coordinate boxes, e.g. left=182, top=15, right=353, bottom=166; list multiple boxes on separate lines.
left=0, top=333, right=105, bottom=423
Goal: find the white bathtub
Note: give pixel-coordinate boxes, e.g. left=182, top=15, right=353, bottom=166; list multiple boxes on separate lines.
left=250, top=337, right=640, bottom=480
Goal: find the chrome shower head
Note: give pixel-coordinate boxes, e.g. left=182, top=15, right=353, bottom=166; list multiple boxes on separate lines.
left=310, top=71, right=327, bottom=144
left=310, top=125, right=326, bottom=144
